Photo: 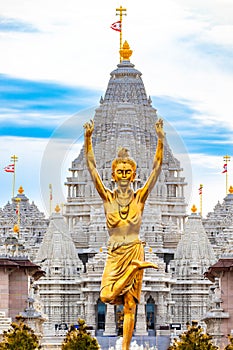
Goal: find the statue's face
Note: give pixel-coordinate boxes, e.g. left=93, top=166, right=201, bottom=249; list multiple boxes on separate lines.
left=113, top=162, right=136, bottom=187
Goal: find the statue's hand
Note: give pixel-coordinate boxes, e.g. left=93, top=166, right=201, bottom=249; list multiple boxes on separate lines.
left=84, top=119, right=94, bottom=137
left=155, top=118, right=164, bottom=140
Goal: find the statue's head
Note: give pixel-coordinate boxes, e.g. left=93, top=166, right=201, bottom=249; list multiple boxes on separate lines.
left=112, top=148, right=136, bottom=183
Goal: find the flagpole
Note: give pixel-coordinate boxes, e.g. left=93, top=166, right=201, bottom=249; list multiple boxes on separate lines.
left=49, top=184, right=53, bottom=215
left=116, top=6, right=127, bottom=62
left=223, top=155, right=231, bottom=195
left=199, top=184, right=203, bottom=217
left=11, top=155, right=18, bottom=198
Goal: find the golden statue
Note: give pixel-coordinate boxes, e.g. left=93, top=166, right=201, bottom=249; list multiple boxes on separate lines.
left=84, top=118, right=164, bottom=350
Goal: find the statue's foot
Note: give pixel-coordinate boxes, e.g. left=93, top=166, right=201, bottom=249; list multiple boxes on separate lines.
left=132, top=259, right=158, bottom=270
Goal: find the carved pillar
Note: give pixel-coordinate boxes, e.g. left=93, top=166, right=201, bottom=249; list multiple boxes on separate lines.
left=156, top=293, right=166, bottom=326
left=70, top=217, right=74, bottom=231
left=135, top=294, right=147, bottom=336
left=86, top=293, right=96, bottom=329
left=104, top=304, right=116, bottom=336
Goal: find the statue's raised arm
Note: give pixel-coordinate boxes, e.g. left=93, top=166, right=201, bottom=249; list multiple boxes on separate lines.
left=138, top=118, right=164, bottom=202
left=84, top=120, right=108, bottom=201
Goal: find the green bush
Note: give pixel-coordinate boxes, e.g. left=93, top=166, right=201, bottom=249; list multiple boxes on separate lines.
left=0, top=319, right=41, bottom=350
left=168, top=321, right=219, bottom=350
left=62, top=318, right=100, bottom=350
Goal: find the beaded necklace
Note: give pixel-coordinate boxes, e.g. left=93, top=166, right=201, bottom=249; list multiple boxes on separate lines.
left=115, top=189, right=134, bottom=220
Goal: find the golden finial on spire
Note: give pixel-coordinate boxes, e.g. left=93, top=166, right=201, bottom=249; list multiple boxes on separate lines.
left=229, top=185, right=233, bottom=194
left=191, top=204, right=197, bottom=213
left=120, top=40, right=133, bottom=61
left=13, top=224, right=19, bottom=233
left=18, top=186, right=24, bottom=194
left=55, top=204, right=60, bottom=213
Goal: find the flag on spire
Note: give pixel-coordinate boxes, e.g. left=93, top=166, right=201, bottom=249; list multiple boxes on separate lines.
left=199, top=184, right=203, bottom=195
left=222, top=163, right=227, bottom=173
left=4, top=164, right=15, bottom=173
left=110, top=20, right=121, bottom=32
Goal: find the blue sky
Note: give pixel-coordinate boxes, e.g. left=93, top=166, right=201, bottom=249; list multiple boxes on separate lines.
left=0, top=74, right=100, bottom=137
left=1, top=0, right=233, bottom=217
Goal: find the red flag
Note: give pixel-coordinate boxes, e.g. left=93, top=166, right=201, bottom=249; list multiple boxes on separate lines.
left=4, top=164, right=14, bottom=173
left=110, top=21, right=121, bottom=32
left=16, top=206, right=19, bottom=215
left=222, top=163, right=227, bottom=173
left=199, top=185, right=203, bottom=195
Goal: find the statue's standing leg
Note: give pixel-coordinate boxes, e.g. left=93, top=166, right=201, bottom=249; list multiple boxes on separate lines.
left=122, top=292, right=136, bottom=350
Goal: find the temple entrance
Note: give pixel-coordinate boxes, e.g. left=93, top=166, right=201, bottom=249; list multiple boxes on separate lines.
left=97, top=299, right=106, bottom=331
left=146, top=296, right=156, bottom=332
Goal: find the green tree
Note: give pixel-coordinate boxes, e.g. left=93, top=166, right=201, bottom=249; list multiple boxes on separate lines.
left=0, top=319, right=41, bottom=350
left=168, top=321, right=219, bottom=350
left=225, top=334, right=233, bottom=350
left=62, top=318, right=100, bottom=350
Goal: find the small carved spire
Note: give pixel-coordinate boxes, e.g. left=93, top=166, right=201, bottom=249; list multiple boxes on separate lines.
left=120, top=41, right=133, bottom=61
left=100, top=96, right=104, bottom=104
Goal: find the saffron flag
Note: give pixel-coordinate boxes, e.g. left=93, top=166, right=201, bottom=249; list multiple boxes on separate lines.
left=4, top=164, right=14, bottom=173
left=222, top=163, right=227, bottom=173
left=110, top=21, right=121, bottom=32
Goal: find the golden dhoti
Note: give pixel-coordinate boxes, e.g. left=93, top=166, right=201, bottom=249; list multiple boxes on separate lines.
left=100, top=240, right=145, bottom=305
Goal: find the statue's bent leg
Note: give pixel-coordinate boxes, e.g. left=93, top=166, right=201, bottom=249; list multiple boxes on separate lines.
left=101, top=263, right=143, bottom=303
left=101, top=261, right=158, bottom=304
left=122, top=292, right=136, bottom=350
left=100, top=285, right=114, bottom=303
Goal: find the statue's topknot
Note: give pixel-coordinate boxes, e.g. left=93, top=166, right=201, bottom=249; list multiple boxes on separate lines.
left=117, top=147, right=130, bottom=158
left=112, top=147, right=137, bottom=172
